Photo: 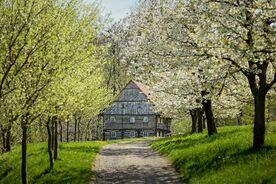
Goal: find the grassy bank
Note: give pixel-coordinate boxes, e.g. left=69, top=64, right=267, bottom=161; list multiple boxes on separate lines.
left=0, top=141, right=106, bottom=184
left=151, top=122, right=276, bottom=184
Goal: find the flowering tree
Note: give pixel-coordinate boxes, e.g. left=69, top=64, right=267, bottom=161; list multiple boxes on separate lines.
left=195, top=0, right=276, bottom=150
left=113, top=0, right=275, bottom=149
left=114, top=0, right=250, bottom=135
left=0, top=0, right=111, bottom=183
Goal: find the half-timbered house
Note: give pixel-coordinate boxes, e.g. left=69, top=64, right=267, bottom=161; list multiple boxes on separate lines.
left=100, top=80, right=171, bottom=140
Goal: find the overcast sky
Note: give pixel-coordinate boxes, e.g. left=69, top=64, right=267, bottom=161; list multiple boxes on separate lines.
left=85, top=0, right=139, bottom=22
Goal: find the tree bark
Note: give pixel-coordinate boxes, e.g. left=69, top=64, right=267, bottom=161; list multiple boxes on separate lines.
left=197, top=108, right=203, bottom=133
left=5, top=124, right=11, bottom=152
left=66, top=120, right=69, bottom=142
left=202, top=99, right=217, bottom=135
left=238, top=112, right=243, bottom=125
left=54, top=117, right=58, bottom=160
left=96, top=124, right=99, bottom=140
left=202, top=116, right=206, bottom=129
left=267, top=95, right=271, bottom=123
left=39, top=118, right=46, bottom=142
left=190, top=110, right=197, bottom=133
left=1, top=125, right=6, bottom=152
left=245, top=60, right=273, bottom=150
left=74, top=118, right=77, bottom=142
left=77, top=118, right=80, bottom=141
left=51, top=119, right=55, bottom=150
left=21, top=118, right=28, bottom=184
left=59, top=120, right=63, bottom=142
left=46, top=119, right=54, bottom=169
left=253, top=94, right=266, bottom=150
left=85, top=120, right=90, bottom=141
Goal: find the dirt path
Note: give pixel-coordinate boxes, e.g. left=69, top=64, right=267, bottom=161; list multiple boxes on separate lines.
left=90, top=139, right=182, bottom=184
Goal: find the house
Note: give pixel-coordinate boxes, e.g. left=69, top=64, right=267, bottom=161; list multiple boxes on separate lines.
left=100, top=80, right=171, bottom=140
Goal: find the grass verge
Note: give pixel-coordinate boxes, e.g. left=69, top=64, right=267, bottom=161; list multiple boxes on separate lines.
left=0, top=141, right=106, bottom=184
left=0, top=137, right=145, bottom=184
left=151, top=122, right=276, bottom=184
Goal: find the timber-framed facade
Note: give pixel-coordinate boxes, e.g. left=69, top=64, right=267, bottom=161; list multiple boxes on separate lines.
left=100, top=80, right=171, bottom=140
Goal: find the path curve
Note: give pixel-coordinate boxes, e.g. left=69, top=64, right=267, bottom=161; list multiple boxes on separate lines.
left=90, top=139, right=182, bottom=184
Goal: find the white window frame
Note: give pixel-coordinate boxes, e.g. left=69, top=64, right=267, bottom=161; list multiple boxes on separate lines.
left=143, top=116, right=148, bottom=123
left=111, top=131, right=116, bottom=138
left=130, top=117, right=135, bottom=123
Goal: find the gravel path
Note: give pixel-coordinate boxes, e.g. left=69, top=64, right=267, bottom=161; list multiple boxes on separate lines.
left=90, top=139, right=182, bottom=184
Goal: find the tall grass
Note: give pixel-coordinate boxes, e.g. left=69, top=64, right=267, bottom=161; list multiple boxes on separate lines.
left=151, top=122, right=276, bottom=184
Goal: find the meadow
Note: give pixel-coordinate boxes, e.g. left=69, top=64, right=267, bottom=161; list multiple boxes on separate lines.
left=151, top=122, right=276, bottom=184
left=0, top=141, right=106, bottom=184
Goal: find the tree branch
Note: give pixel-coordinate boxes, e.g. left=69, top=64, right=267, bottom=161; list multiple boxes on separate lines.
left=222, top=57, right=248, bottom=76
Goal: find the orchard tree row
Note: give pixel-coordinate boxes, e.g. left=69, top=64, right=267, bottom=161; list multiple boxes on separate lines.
left=0, top=0, right=115, bottom=183
left=109, top=0, right=276, bottom=150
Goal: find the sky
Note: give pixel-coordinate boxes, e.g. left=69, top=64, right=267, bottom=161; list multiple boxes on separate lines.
left=86, top=0, right=139, bottom=22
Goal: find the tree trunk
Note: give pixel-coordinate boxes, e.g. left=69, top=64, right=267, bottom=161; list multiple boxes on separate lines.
left=85, top=121, right=90, bottom=141
left=51, top=119, right=55, bottom=150
left=202, top=116, right=206, bottom=129
left=67, top=121, right=69, bottom=142
left=96, top=124, right=99, bottom=140
left=202, top=99, right=217, bottom=135
left=190, top=110, right=197, bottom=133
left=1, top=126, right=6, bottom=152
left=197, top=108, right=203, bottom=133
left=59, top=120, right=63, bottom=142
left=46, top=120, right=54, bottom=169
left=54, top=117, right=58, bottom=160
left=253, top=94, right=266, bottom=150
left=74, top=118, right=77, bottom=142
left=267, top=95, right=271, bottom=123
left=39, top=118, right=46, bottom=142
left=21, top=120, right=28, bottom=184
left=238, top=112, right=243, bottom=125
left=77, top=118, right=80, bottom=141
left=5, top=124, right=11, bottom=152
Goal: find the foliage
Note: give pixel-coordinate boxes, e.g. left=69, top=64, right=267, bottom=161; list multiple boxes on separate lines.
left=101, top=22, right=132, bottom=94
left=171, top=118, right=191, bottom=134
left=112, top=0, right=276, bottom=148
left=151, top=122, right=276, bottom=184
left=0, top=0, right=112, bottom=151
left=114, top=0, right=251, bottom=119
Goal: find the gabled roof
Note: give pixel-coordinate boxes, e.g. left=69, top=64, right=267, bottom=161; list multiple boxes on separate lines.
left=131, top=80, right=155, bottom=102
left=99, top=80, right=159, bottom=116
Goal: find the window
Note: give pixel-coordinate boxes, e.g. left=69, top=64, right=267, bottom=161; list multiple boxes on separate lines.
left=143, top=116, right=148, bottom=123
left=110, top=116, right=116, bottom=122
left=137, top=106, right=142, bottom=113
left=143, top=131, right=149, bottom=137
left=130, top=131, right=136, bottom=137
left=111, top=131, right=116, bottom=138
left=130, top=117, right=135, bottom=123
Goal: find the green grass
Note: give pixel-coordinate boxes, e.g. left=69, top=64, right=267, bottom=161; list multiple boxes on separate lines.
left=0, top=137, right=145, bottom=184
left=151, top=122, right=276, bottom=184
left=0, top=141, right=106, bottom=184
